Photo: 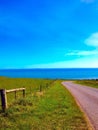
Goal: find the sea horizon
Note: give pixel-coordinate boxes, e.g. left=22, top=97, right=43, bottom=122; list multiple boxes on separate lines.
left=0, top=68, right=98, bottom=79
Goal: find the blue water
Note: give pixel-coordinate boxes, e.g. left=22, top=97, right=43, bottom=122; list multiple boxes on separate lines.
left=0, top=68, right=98, bottom=79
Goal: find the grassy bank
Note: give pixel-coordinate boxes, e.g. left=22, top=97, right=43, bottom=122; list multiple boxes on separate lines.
left=0, top=77, right=53, bottom=105
left=0, top=77, right=89, bottom=130
left=75, top=79, right=98, bottom=88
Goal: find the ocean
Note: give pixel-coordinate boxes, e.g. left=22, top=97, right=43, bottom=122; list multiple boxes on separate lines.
left=0, top=68, right=98, bottom=79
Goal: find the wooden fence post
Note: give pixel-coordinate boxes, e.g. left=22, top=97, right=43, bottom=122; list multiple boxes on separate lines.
left=23, top=89, right=25, bottom=98
left=15, top=91, right=17, bottom=99
left=0, top=89, right=7, bottom=111
left=39, top=85, right=42, bottom=92
left=0, top=88, right=25, bottom=112
left=46, top=83, right=48, bottom=88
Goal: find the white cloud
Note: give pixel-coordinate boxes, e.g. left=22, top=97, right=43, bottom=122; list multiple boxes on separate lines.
left=27, top=55, right=98, bottom=68
left=65, top=50, right=98, bottom=56
left=27, top=32, right=98, bottom=69
left=85, top=32, right=98, bottom=47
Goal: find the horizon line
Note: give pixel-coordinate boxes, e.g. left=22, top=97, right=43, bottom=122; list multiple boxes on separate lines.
left=0, top=67, right=98, bottom=70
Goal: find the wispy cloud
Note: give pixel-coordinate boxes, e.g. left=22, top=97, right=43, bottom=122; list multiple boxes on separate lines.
left=27, top=56, right=98, bottom=68
left=85, top=32, right=98, bottom=47
left=65, top=32, right=98, bottom=57
left=65, top=50, right=98, bottom=56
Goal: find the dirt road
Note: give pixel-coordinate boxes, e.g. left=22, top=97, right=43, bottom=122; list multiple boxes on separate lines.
left=62, top=81, right=98, bottom=130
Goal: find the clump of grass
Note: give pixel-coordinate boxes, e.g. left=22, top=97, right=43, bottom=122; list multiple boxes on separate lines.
left=75, top=79, right=98, bottom=88
left=0, top=78, right=89, bottom=130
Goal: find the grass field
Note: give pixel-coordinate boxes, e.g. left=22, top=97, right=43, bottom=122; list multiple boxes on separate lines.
left=0, top=77, right=89, bottom=130
left=75, top=79, right=98, bottom=88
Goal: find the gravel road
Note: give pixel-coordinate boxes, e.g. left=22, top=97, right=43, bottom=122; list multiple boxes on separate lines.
left=62, top=81, right=98, bottom=130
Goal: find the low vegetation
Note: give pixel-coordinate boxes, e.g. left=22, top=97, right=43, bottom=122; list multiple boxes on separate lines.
left=0, top=77, right=89, bottom=130
left=75, top=79, right=98, bottom=88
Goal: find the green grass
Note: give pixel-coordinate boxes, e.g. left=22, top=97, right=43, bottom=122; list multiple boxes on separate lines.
left=0, top=77, right=53, bottom=105
left=0, top=77, right=89, bottom=130
left=75, top=79, right=98, bottom=88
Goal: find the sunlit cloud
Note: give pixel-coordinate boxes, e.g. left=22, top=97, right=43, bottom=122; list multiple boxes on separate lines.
left=65, top=50, right=98, bottom=56
left=85, top=32, right=98, bottom=47
left=27, top=56, right=98, bottom=68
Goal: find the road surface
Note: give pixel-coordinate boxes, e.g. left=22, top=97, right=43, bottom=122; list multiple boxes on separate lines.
left=62, top=81, right=98, bottom=130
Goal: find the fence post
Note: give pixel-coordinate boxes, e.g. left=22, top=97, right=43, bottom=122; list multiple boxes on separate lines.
left=15, top=91, right=17, bottom=99
left=39, top=85, right=42, bottom=92
left=23, top=89, right=25, bottom=98
left=0, top=89, right=7, bottom=111
left=46, top=83, right=48, bottom=88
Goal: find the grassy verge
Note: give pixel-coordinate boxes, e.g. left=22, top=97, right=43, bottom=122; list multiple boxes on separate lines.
left=75, top=79, right=98, bottom=88
left=0, top=77, right=89, bottom=130
left=0, top=77, right=53, bottom=105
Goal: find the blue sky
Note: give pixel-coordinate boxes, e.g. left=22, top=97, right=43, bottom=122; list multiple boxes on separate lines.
left=0, top=0, right=98, bottom=68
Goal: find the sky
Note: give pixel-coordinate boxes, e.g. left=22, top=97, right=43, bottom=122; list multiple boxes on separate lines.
left=0, top=0, right=98, bottom=68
